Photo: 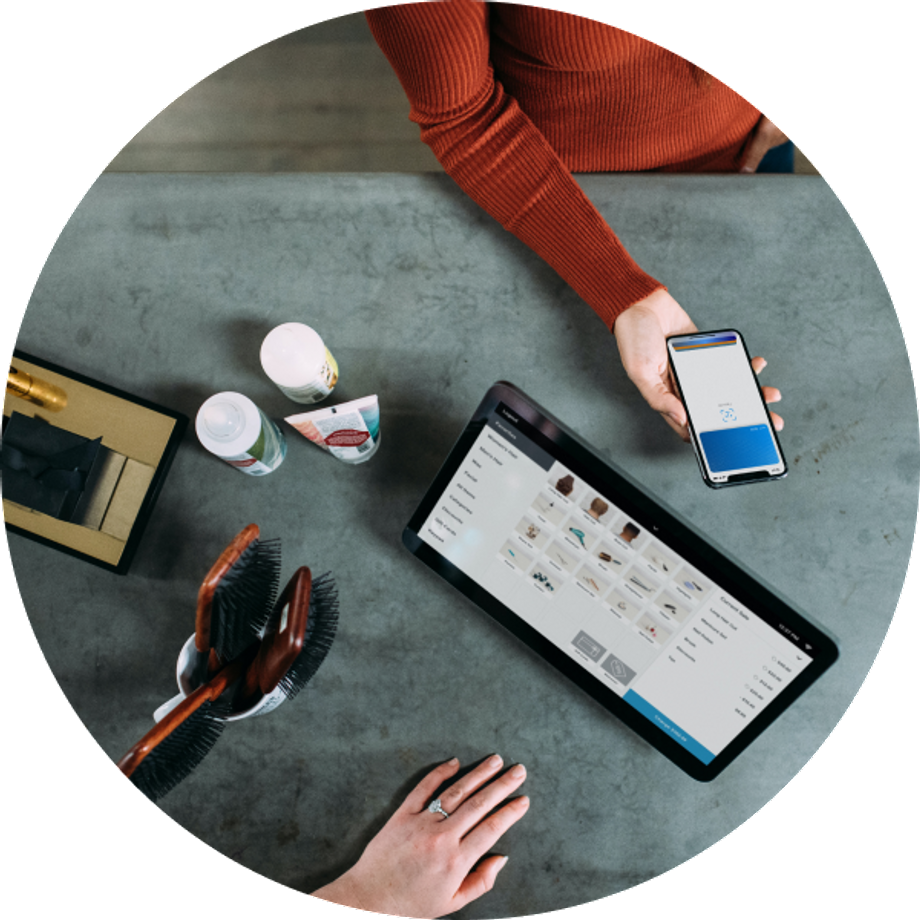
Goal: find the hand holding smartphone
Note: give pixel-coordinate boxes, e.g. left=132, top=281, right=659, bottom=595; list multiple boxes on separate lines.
left=666, top=330, right=787, bottom=488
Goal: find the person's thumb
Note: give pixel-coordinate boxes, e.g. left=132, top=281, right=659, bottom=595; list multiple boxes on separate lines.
left=740, top=122, right=777, bottom=174
left=741, top=142, right=770, bottom=174
left=453, top=855, right=508, bottom=910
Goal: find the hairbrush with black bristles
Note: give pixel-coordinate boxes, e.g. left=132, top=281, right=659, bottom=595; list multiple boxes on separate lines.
left=235, top=567, right=339, bottom=711
left=117, top=655, right=247, bottom=802
left=192, top=523, right=282, bottom=684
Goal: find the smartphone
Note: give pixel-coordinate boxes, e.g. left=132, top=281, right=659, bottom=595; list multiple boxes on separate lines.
left=666, top=329, right=787, bottom=488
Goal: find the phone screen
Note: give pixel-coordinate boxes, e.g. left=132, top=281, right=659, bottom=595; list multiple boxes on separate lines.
left=667, top=331, right=786, bottom=486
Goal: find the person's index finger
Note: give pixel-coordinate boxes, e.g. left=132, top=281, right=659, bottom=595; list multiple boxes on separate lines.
left=438, top=754, right=505, bottom=815
left=400, top=757, right=461, bottom=814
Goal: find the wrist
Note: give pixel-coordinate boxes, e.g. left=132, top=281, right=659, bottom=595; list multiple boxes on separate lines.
left=614, top=287, right=674, bottom=335
left=312, top=871, right=367, bottom=911
left=614, top=286, right=669, bottom=324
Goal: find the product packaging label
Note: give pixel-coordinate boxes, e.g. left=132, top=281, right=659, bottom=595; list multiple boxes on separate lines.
left=220, top=411, right=287, bottom=475
left=286, top=396, right=380, bottom=464
left=222, top=453, right=274, bottom=475
left=318, top=412, right=371, bottom=461
left=279, top=348, right=340, bottom=404
left=326, top=429, right=371, bottom=448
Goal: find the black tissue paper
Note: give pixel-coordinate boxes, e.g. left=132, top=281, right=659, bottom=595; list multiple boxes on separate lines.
left=1, top=413, right=103, bottom=520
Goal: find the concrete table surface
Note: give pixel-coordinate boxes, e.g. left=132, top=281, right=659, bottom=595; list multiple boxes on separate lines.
left=8, top=173, right=918, bottom=917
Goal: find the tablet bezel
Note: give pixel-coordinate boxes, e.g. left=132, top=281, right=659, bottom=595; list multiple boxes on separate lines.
left=403, top=382, right=839, bottom=781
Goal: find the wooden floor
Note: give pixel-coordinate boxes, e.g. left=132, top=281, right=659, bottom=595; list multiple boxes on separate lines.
left=106, top=12, right=818, bottom=175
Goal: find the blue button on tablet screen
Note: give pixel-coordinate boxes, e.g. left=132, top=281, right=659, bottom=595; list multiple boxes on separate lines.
left=624, top=691, right=715, bottom=764
left=699, top=425, right=779, bottom=473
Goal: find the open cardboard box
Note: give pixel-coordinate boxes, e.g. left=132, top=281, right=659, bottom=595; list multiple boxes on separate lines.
left=3, top=351, right=187, bottom=574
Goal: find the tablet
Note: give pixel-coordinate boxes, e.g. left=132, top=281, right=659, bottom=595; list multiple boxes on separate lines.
left=403, top=382, right=838, bottom=781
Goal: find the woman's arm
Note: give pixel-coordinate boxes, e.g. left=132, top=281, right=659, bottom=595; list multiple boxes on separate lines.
left=366, top=2, right=783, bottom=433
left=365, top=0, right=664, bottom=330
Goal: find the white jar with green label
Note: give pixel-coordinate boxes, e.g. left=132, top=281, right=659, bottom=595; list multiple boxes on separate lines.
left=260, top=322, right=339, bottom=404
left=195, top=392, right=287, bottom=475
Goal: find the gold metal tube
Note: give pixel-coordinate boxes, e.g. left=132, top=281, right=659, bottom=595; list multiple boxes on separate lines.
left=7, top=365, right=68, bottom=411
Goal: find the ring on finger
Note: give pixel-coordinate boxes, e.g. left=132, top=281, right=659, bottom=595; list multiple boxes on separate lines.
left=427, top=798, right=450, bottom=819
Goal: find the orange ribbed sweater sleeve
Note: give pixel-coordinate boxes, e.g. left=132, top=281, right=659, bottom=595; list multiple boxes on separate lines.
left=364, top=2, right=664, bottom=329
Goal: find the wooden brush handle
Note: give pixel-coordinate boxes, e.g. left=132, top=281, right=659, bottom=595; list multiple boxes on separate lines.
left=258, top=567, right=312, bottom=694
left=236, top=567, right=312, bottom=709
left=236, top=652, right=264, bottom=712
left=117, top=656, right=245, bottom=779
left=195, top=523, right=260, bottom=653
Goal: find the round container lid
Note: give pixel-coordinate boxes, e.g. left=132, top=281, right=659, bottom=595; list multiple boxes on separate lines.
left=260, top=323, right=325, bottom=386
left=200, top=401, right=244, bottom=439
left=195, top=392, right=260, bottom=453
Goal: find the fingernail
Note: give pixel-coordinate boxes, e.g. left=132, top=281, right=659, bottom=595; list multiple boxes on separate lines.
left=497, top=856, right=509, bottom=870
left=741, top=166, right=755, bottom=173
left=488, top=754, right=503, bottom=768
left=668, top=412, right=683, bottom=425
left=510, top=764, right=526, bottom=779
left=446, top=757, right=459, bottom=766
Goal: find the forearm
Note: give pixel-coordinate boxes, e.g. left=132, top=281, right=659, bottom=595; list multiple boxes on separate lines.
left=424, top=83, right=663, bottom=328
left=366, top=2, right=663, bottom=330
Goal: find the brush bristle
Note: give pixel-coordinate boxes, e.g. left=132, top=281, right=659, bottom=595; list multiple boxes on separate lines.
left=210, top=537, right=281, bottom=662
left=277, top=572, right=339, bottom=700
left=129, top=700, right=231, bottom=803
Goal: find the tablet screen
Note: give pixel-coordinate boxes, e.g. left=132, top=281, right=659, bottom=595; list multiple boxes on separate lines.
left=406, top=385, right=836, bottom=779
